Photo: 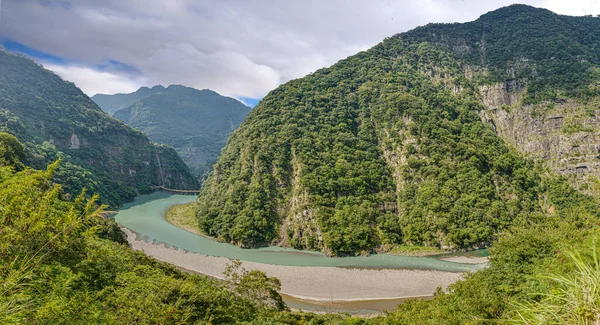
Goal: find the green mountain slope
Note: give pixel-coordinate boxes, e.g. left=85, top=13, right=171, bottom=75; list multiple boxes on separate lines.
left=196, top=4, right=600, bottom=256
left=109, top=85, right=250, bottom=178
left=402, top=4, right=600, bottom=102
left=91, top=85, right=166, bottom=115
left=0, top=49, right=198, bottom=207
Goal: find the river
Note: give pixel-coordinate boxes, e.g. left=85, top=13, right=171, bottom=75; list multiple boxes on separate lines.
left=114, top=192, right=487, bottom=314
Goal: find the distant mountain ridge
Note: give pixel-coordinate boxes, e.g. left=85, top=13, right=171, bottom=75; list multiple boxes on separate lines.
left=0, top=49, right=198, bottom=207
left=94, top=85, right=251, bottom=178
left=92, top=85, right=166, bottom=115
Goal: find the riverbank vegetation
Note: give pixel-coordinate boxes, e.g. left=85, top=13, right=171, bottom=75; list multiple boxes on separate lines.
left=387, top=245, right=445, bottom=257
left=166, top=201, right=201, bottom=235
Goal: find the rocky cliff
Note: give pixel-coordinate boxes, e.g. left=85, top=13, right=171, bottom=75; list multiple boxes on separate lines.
left=480, top=81, right=600, bottom=194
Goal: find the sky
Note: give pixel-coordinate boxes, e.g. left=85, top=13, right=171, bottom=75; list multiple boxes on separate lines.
left=1, top=0, right=599, bottom=106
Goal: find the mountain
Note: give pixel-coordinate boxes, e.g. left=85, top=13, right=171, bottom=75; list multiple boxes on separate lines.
left=3, top=5, right=600, bottom=324
left=196, top=4, right=600, bottom=256
left=403, top=4, right=600, bottom=196
left=91, top=85, right=166, bottom=115
left=0, top=49, right=198, bottom=207
left=106, top=85, right=250, bottom=178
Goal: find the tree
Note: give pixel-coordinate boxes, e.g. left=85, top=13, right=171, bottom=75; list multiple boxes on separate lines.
left=223, top=260, right=286, bottom=311
left=0, top=132, right=24, bottom=170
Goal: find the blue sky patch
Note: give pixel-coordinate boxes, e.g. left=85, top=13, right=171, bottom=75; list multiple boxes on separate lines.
left=1, top=39, right=67, bottom=65
left=239, top=97, right=260, bottom=108
left=1, top=39, right=141, bottom=76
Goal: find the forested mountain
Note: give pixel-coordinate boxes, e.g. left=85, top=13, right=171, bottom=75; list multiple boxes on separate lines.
left=0, top=49, right=198, bottom=207
left=106, top=85, right=250, bottom=178
left=402, top=4, right=600, bottom=102
left=3, top=4, right=600, bottom=324
left=91, top=85, right=166, bottom=115
left=196, top=4, right=600, bottom=257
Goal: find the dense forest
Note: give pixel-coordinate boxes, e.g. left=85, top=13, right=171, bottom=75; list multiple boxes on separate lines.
left=196, top=5, right=600, bottom=256
left=0, top=50, right=198, bottom=207
left=101, top=85, right=250, bottom=179
left=402, top=4, right=600, bottom=103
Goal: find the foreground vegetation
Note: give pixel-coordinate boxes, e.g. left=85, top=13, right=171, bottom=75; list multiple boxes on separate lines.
left=0, top=132, right=347, bottom=324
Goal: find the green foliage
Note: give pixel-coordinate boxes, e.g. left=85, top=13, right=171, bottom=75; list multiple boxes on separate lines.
left=0, top=158, right=298, bottom=324
left=0, top=49, right=198, bottom=207
left=402, top=4, right=600, bottom=102
left=103, top=85, right=251, bottom=179
left=0, top=132, right=24, bottom=170
left=224, top=260, right=286, bottom=311
left=370, top=189, right=600, bottom=324
left=510, top=240, right=600, bottom=324
left=388, top=245, right=445, bottom=256
left=196, top=29, right=567, bottom=255
left=561, top=120, right=595, bottom=134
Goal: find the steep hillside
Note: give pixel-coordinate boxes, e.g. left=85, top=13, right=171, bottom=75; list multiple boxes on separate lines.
left=403, top=4, right=600, bottom=196
left=91, top=85, right=166, bottom=115
left=0, top=49, right=198, bottom=207
left=110, top=85, right=250, bottom=178
left=196, top=4, right=600, bottom=256
left=403, top=4, right=600, bottom=102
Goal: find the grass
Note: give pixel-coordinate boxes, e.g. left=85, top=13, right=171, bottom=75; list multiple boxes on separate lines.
left=511, top=244, right=600, bottom=324
left=165, top=202, right=201, bottom=235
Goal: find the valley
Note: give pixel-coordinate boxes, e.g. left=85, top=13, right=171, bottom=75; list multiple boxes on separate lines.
left=115, top=192, right=482, bottom=313
left=93, top=85, right=251, bottom=179
left=2, top=3, right=600, bottom=324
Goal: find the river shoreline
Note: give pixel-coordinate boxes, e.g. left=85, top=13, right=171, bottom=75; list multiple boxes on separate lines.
left=122, top=227, right=464, bottom=302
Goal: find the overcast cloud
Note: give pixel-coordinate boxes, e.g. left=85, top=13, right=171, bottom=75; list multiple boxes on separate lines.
left=1, top=0, right=599, bottom=103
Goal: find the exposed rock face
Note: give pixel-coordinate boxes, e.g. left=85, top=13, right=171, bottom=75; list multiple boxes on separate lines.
left=70, top=133, right=80, bottom=149
left=480, top=79, right=525, bottom=109
left=480, top=81, right=600, bottom=192
left=278, top=149, right=323, bottom=251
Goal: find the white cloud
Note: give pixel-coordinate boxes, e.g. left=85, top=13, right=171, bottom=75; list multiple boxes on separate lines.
left=2, top=0, right=599, bottom=98
left=44, top=63, right=143, bottom=95
left=541, top=0, right=600, bottom=16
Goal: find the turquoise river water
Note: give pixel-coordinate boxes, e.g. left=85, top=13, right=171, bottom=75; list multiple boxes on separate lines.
left=114, top=192, right=486, bottom=272
left=114, top=192, right=490, bottom=313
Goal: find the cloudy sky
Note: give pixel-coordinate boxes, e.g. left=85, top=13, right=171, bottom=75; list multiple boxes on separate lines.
left=1, top=0, right=599, bottom=106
